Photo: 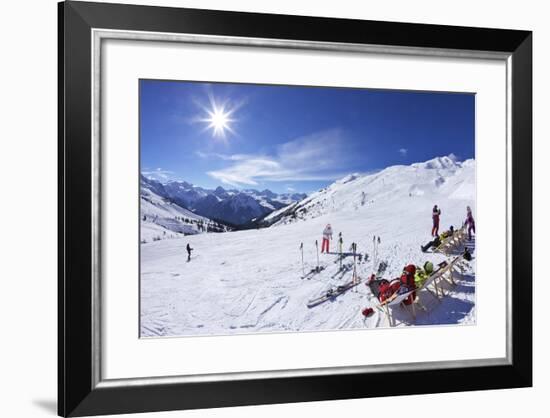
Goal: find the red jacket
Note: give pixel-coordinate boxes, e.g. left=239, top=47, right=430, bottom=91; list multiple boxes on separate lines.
left=378, top=280, right=401, bottom=302
left=400, top=265, right=417, bottom=305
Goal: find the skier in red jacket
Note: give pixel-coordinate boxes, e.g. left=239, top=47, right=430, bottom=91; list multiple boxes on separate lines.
left=321, top=224, right=333, bottom=253
left=431, top=205, right=441, bottom=237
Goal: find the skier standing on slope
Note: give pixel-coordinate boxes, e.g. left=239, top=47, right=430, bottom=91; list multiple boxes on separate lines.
left=186, top=243, right=193, bottom=262
left=321, top=224, right=333, bottom=253
left=431, top=205, right=441, bottom=236
left=465, top=206, right=476, bottom=240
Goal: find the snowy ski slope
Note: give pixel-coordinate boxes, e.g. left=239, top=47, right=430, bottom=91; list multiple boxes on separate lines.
left=140, top=156, right=476, bottom=337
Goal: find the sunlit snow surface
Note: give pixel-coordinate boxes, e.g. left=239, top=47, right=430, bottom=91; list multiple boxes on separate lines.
left=140, top=156, right=476, bottom=337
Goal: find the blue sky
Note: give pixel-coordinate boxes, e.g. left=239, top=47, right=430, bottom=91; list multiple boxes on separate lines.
left=140, top=80, right=474, bottom=194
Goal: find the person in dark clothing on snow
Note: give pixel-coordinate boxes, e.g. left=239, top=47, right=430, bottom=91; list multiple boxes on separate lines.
left=432, top=205, right=442, bottom=236
left=421, top=226, right=454, bottom=252
left=186, top=243, right=193, bottom=262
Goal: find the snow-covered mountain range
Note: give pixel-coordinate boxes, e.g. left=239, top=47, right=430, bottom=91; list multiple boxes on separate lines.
left=141, top=155, right=476, bottom=337
left=140, top=175, right=229, bottom=243
left=161, top=179, right=306, bottom=225
left=140, top=174, right=307, bottom=239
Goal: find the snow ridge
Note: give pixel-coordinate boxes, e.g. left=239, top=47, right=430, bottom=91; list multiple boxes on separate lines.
left=264, top=154, right=474, bottom=226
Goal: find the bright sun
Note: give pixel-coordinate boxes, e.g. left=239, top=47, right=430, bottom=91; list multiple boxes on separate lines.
left=200, top=100, right=235, bottom=139
left=208, top=108, right=231, bottom=136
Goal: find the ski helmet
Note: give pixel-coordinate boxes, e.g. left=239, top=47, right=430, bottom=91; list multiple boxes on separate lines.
left=423, top=261, right=434, bottom=275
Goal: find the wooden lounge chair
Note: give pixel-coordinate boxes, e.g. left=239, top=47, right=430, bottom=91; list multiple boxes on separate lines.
left=375, top=256, right=469, bottom=326
left=377, top=289, right=420, bottom=327
left=426, top=255, right=468, bottom=298
left=442, top=255, right=467, bottom=284
left=434, top=226, right=467, bottom=255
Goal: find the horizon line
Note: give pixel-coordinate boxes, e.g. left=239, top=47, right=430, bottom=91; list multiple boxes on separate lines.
left=141, top=154, right=475, bottom=192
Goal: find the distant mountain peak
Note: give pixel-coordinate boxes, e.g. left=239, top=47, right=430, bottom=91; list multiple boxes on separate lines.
left=260, top=189, right=277, bottom=198
left=413, top=154, right=462, bottom=170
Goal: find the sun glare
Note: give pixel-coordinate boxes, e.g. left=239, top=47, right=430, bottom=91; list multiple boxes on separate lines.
left=208, top=107, right=231, bottom=137
left=199, top=99, right=236, bottom=139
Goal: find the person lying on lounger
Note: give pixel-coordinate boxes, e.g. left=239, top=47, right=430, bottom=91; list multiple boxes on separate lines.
left=367, top=276, right=401, bottom=303
left=421, top=226, right=454, bottom=253
left=366, top=264, right=417, bottom=305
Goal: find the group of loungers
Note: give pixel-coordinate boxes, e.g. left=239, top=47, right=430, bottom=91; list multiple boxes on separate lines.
left=364, top=226, right=472, bottom=327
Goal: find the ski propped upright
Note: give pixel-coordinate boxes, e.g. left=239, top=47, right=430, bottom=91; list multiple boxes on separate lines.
left=307, top=277, right=362, bottom=308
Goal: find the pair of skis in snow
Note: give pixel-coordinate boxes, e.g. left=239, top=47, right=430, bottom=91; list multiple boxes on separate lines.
left=300, top=240, right=325, bottom=279
left=307, top=242, right=362, bottom=308
left=307, top=275, right=363, bottom=308
left=301, top=266, right=326, bottom=280
left=331, top=263, right=352, bottom=279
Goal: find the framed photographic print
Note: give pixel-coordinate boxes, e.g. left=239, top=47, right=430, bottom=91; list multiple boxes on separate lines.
left=58, top=1, right=532, bottom=416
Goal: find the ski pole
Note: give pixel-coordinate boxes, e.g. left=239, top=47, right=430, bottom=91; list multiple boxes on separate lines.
left=375, top=236, right=379, bottom=272
left=316, top=239, right=320, bottom=271
left=351, top=242, right=357, bottom=291
left=375, top=237, right=377, bottom=273
left=377, top=236, right=381, bottom=272
left=300, top=242, right=304, bottom=277
left=339, top=241, right=342, bottom=270
left=338, top=233, right=343, bottom=270
left=372, top=235, right=376, bottom=273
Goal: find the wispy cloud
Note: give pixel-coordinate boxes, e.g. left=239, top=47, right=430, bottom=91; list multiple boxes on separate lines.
left=205, top=129, right=356, bottom=187
left=195, top=151, right=248, bottom=161
left=398, top=148, right=408, bottom=156
left=142, top=168, right=176, bottom=182
left=208, top=158, right=282, bottom=186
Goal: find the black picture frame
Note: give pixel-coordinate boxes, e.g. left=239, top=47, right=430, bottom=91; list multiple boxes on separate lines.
left=58, top=1, right=532, bottom=416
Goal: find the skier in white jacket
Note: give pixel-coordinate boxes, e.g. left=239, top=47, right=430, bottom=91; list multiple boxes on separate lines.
left=321, top=224, right=333, bottom=253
